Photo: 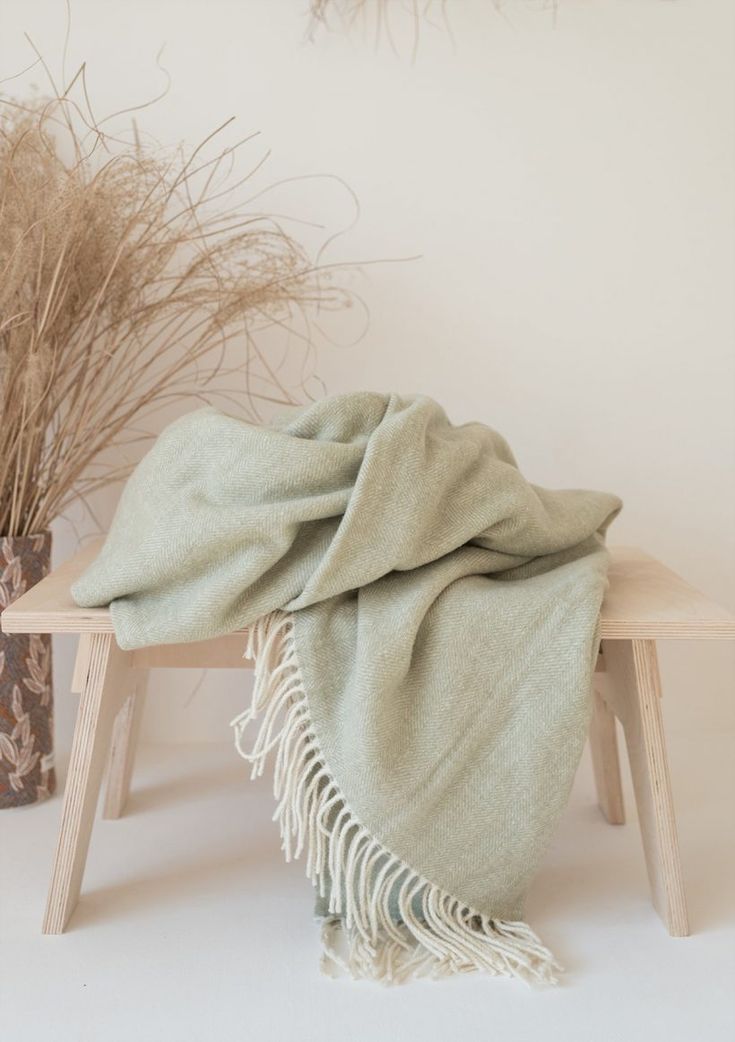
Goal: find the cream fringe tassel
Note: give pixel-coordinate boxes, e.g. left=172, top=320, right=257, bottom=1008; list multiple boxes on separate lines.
left=230, top=610, right=562, bottom=987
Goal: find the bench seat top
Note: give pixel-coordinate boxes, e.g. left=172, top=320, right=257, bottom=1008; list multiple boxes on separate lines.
left=1, top=542, right=734, bottom=641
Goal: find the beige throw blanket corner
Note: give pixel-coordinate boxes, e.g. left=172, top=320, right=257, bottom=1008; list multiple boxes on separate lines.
left=72, top=392, right=622, bottom=985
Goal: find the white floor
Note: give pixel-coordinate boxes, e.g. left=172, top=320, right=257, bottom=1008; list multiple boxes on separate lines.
left=1, top=733, right=733, bottom=1042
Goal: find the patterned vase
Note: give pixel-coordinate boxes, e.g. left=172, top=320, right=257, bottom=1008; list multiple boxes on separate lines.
left=0, top=532, right=55, bottom=808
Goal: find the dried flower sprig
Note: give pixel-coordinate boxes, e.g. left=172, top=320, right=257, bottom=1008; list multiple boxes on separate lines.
left=308, top=1, right=568, bottom=51
left=309, top=0, right=451, bottom=54
left=0, top=68, right=351, bottom=537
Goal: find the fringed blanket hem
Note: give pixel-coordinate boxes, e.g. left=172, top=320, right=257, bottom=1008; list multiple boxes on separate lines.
left=231, top=610, right=562, bottom=987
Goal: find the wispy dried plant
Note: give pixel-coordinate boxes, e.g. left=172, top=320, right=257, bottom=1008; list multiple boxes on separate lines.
left=309, top=0, right=565, bottom=50
left=309, top=0, right=452, bottom=56
left=0, top=66, right=351, bottom=538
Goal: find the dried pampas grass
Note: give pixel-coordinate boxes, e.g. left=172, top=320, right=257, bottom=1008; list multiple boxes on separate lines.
left=309, top=0, right=566, bottom=50
left=0, top=65, right=351, bottom=537
left=309, top=0, right=452, bottom=54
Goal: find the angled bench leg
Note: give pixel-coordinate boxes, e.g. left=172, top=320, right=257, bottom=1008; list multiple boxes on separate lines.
left=103, top=670, right=148, bottom=820
left=43, top=633, right=131, bottom=934
left=70, top=633, right=92, bottom=694
left=72, top=634, right=149, bottom=820
left=589, top=684, right=625, bottom=824
left=602, top=638, right=689, bottom=937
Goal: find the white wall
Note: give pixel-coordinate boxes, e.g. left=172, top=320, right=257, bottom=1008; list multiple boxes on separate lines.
left=1, top=0, right=733, bottom=753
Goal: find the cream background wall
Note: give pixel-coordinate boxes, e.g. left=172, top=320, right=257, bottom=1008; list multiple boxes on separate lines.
left=1, top=0, right=733, bottom=754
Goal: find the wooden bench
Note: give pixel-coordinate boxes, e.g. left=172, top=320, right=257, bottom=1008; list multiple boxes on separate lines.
left=2, top=542, right=734, bottom=937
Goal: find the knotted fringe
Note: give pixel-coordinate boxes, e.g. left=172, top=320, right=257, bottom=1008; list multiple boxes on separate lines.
left=230, top=610, right=562, bottom=987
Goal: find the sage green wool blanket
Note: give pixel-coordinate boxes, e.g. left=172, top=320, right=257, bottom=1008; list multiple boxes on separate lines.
left=73, top=392, right=621, bottom=985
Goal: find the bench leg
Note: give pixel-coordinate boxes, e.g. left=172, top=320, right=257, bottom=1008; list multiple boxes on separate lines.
left=73, top=634, right=148, bottom=820
left=43, top=633, right=131, bottom=934
left=70, top=632, right=92, bottom=694
left=103, top=670, right=148, bottom=820
left=589, top=684, right=625, bottom=824
left=602, top=638, right=689, bottom=936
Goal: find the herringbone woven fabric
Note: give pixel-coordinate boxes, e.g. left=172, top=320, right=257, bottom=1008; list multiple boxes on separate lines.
left=73, top=392, right=621, bottom=983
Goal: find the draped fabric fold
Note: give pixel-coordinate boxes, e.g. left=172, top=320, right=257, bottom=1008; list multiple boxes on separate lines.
left=73, top=392, right=621, bottom=984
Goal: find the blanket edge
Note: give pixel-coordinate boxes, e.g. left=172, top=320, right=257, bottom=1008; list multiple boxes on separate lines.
left=231, top=610, right=562, bottom=987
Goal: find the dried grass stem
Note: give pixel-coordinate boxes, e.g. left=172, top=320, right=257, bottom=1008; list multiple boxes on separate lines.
left=1, top=79, right=349, bottom=536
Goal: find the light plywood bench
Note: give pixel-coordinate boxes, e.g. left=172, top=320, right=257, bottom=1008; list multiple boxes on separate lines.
left=2, top=543, right=734, bottom=937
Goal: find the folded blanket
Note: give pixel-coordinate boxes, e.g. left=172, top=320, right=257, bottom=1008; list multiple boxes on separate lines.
left=72, top=392, right=621, bottom=985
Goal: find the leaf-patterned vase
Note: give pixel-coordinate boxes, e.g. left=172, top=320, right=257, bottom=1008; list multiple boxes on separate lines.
left=0, top=533, right=55, bottom=808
